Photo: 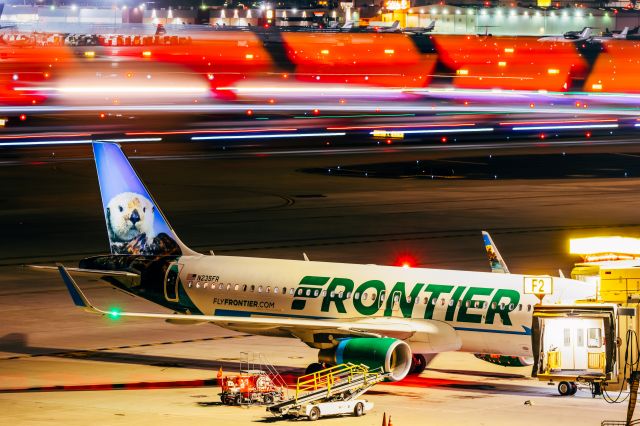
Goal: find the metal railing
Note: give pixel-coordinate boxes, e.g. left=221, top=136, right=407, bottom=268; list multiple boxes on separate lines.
left=295, top=363, right=383, bottom=402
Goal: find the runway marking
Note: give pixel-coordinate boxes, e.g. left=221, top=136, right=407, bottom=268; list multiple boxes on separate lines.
left=0, top=334, right=251, bottom=361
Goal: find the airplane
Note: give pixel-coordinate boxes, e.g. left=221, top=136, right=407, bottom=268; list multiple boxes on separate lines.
left=593, top=27, right=629, bottom=42
left=538, top=27, right=595, bottom=43
left=404, top=20, right=436, bottom=34
left=482, top=231, right=509, bottom=274
left=368, top=20, right=400, bottom=33
left=44, top=142, right=596, bottom=382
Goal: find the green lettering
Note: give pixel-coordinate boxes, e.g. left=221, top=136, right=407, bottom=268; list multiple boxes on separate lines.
left=485, top=289, right=520, bottom=326
left=445, top=286, right=466, bottom=321
left=291, top=276, right=330, bottom=310
left=321, top=278, right=354, bottom=313
left=383, top=282, right=424, bottom=318
left=353, top=280, right=385, bottom=316
left=456, top=287, right=492, bottom=324
left=423, top=284, right=454, bottom=319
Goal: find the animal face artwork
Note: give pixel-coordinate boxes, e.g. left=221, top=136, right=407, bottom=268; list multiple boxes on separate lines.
left=107, top=192, right=155, bottom=241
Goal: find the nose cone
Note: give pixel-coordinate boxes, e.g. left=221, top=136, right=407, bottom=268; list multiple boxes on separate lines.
left=129, top=209, right=140, bottom=225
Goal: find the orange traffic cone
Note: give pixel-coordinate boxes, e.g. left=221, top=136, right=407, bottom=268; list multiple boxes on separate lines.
left=388, top=415, right=393, bottom=426
left=217, top=366, right=223, bottom=382
left=382, top=412, right=387, bottom=426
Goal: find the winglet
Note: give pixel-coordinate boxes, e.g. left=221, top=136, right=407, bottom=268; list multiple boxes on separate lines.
left=57, top=264, right=99, bottom=312
left=482, top=231, right=510, bottom=274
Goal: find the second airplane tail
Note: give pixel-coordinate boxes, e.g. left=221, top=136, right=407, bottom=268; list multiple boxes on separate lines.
left=93, top=142, right=196, bottom=256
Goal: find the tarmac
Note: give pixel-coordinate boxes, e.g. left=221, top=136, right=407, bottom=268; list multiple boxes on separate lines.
left=1, top=142, right=639, bottom=425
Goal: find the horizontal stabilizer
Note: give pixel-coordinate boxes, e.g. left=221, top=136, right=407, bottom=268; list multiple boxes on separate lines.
left=29, top=264, right=139, bottom=278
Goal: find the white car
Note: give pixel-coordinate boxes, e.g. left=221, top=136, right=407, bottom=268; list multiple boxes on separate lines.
left=303, top=399, right=374, bottom=421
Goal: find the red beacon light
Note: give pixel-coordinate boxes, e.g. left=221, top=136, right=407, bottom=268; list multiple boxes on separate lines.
left=395, top=254, right=418, bottom=268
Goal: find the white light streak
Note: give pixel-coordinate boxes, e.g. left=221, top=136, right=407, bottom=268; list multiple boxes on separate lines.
left=512, top=124, right=619, bottom=131
left=192, top=132, right=346, bottom=141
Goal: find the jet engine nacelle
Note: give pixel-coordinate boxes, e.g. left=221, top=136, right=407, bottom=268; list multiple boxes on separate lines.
left=474, top=353, right=534, bottom=367
left=318, top=337, right=412, bottom=381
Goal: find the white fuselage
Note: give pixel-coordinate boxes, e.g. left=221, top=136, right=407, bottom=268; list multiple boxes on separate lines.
left=175, top=255, right=595, bottom=357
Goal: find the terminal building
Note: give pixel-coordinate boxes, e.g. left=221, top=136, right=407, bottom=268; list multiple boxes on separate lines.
left=0, top=1, right=639, bottom=34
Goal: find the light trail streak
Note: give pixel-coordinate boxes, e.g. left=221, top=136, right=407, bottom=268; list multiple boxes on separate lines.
left=0, top=137, right=162, bottom=147
left=126, top=128, right=298, bottom=136
left=191, top=132, right=346, bottom=141
left=370, top=127, right=495, bottom=135
left=512, top=124, right=619, bottom=131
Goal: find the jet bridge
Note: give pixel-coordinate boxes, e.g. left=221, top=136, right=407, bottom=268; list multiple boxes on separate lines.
left=532, top=304, right=618, bottom=396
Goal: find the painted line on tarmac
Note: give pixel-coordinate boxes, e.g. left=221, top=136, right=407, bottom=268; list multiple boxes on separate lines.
left=0, top=334, right=251, bottom=361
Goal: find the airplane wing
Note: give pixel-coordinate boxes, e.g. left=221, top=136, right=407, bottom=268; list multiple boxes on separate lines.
left=57, top=264, right=461, bottom=353
left=482, top=231, right=510, bottom=274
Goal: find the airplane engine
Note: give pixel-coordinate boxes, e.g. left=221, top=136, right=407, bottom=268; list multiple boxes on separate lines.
left=474, top=354, right=534, bottom=367
left=318, top=337, right=412, bottom=381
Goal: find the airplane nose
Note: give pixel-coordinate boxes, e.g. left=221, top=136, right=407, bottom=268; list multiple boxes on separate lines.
left=129, top=209, right=140, bottom=225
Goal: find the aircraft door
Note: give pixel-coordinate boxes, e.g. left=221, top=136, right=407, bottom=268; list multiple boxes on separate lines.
left=164, top=262, right=183, bottom=303
left=390, top=291, right=402, bottom=314
left=378, top=290, right=386, bottom=311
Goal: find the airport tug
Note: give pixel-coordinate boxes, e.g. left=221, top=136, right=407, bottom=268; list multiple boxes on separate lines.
left=533, top=237, right=640, bottom=423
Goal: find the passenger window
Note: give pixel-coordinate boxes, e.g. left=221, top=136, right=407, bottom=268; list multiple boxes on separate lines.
left=441, top=298, right=445, bottom=306
left=259, top=286, right=263, bottom=293
left=219, top=283, right=224, bottom=290
left=203, top=282, right=208, bottom=289
left=499, top=303, right=505, bottom=310
left=415, top=297, right=420, bottom=305
left=527, top=304, right=532, bottom=312
left=243, top=285, right=247, bottom=292
left=338, top=291, right=344, bottom=298
left=314, top=289, right=319, bottom=297
left=363, top=293, right=368, bottom=301
left=330, top=291, right=335, bottom=298
left=465, top=300, right=470, bottom=308
left=380, top=293, right=385, bottom=302
left=250, top=285, right=255, bottom=292
left=305, top=289, right=310, bottom=296
left=322, top=290, right=327, bottom=297
left=491, top=302, right=497, bottom=309
left=282, top=287, right=286, bottom=294
left=289, top=288, right=295, bottom=295
left=448, top=299, right=454, bottom=307
left=355, top=292, right=360, bottom=300
left=226, top=284, right=231, bottom=291
left=508, top=303, right=514, bottom=310
left=577, top=328, right=585, bottom=347
left=518, top=304, right=522, bottom=311
left=266, top=286, right=271, bottom=293
left=234, top=284, right=239, bottom=291
left=346, top=292, right=352, bottom=299
left=588, top=328, right=603, bottom=348
left=274, top=287, right=279, bottom=294
left=188, top=282, right=193, bottom=288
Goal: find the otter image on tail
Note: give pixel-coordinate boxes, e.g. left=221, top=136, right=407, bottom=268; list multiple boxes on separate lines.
left=94, top=142, right=188, bottom=257
left=105, top=191, right=180, bottom=255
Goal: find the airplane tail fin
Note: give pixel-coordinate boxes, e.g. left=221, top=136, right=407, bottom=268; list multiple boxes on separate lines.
left=155, top=23, right=166, bottom=35
left=621, top=27, right=629, bottom=37
left=426, top=20, right=435, bottom=31
left=92, top=142, right=197, bottom=256
left=581, top=27, right=593, bottom=39
left=482, top=231, right=510, bottom=274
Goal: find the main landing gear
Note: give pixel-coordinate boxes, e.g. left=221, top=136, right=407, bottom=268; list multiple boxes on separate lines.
left=305, top=362, right=326, bottom=375
left=558, top=381, right=578, bottom=396
left=409, top=354, right=427, bottom=375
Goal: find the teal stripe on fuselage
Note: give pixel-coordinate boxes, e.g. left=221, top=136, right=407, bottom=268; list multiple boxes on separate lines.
left=213, top=309, right=531, bottom=336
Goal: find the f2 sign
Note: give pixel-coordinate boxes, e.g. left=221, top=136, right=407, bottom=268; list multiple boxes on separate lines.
left=523, top=276, right=553, bottom=295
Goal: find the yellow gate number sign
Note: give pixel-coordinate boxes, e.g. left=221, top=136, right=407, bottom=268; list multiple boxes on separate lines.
left=523, top=276, right=553, bottom=295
